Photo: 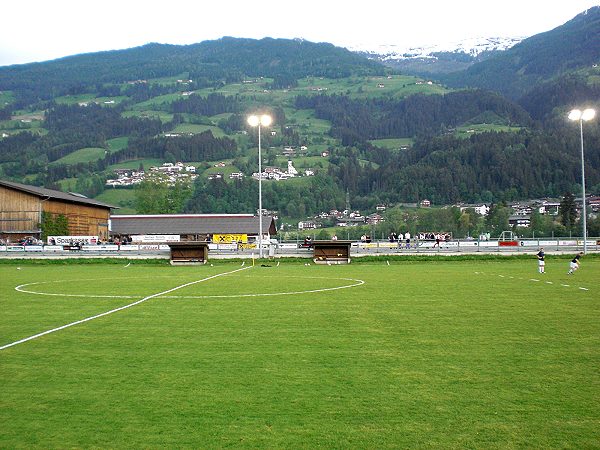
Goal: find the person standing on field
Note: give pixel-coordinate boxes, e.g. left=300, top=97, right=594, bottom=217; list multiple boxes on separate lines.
left=567, top=252, right=583, bottom=275
left=536, top=247, right=545, bottom=273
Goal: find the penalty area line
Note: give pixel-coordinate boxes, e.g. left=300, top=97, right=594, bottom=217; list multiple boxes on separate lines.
left=0, top=266, right=251, bottom=352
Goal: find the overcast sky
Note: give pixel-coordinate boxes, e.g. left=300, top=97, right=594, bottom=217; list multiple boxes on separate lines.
left=1, top=0, right=599, bottom=67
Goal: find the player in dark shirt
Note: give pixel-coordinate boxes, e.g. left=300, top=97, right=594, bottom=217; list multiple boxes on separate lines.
left=536, top=248, right=545, bottom=273
left=567, top=252, right=583, bottom=275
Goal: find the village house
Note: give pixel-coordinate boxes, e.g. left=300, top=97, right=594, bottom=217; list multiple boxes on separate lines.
left=105, top=162, right=197, bottom=187
left=298, top=221, right=318, bottom=230
left=458, top=204, right=490, bottom=216
left=509, top=215, right=531, bottom=228
left=366, top=213, right=384, bottom=225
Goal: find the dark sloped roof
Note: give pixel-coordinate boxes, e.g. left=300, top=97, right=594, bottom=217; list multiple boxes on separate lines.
left=110, top=214, right=277, bottom=235
left=0, top=179, right=116, bottom=209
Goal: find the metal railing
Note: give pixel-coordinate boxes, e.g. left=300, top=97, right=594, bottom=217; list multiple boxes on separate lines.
left=1, top=237, right=597, bottom=258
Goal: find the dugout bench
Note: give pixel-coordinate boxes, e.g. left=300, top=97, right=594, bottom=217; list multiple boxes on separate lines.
left=312, top=240, right=352, bottom=264
left=168, top=242, right=209, bottom=264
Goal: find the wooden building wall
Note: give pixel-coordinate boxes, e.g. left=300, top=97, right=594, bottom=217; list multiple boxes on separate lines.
left=0, top=186, right=41, bottom=237
left=44, top=200, right=110, bottom=240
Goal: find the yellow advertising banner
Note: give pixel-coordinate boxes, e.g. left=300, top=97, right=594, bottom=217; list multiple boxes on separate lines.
left=212, top=234, right=248, bottom=244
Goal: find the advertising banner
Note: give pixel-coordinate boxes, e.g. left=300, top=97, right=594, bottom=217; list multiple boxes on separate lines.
left=520, top=240, right=539, bottom=247
left=82, top=245, right=119, bottom=251
left=212, top=234, right=248, bottom=244
left=48, top=236, right=98, bottom=245
left=279, top=243, right=299, bottom=249
left=137, top=244, right=170, bottom=251
left=209, top=243, right=238, bottom=250
left=24, top=246, right=44, bottom=252
left=131, top=235, right=180, bottom=243
left=559, top=240, right=577, bottom=246
left=43, top=245, right=64, bottom=252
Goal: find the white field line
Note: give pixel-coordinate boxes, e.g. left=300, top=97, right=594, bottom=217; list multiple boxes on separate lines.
left=15, top=276, right=364, bottom=300
left=478, top=272, right=589, bottom=292
left=1, top=266, right=251, bottom=352
left=161, top=277, right=365, bottom=299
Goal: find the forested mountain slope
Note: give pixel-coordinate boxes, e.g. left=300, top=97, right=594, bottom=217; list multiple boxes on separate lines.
left=0, top=32, right=598, bottom=221
left=442, top=6, right=600, bottom=100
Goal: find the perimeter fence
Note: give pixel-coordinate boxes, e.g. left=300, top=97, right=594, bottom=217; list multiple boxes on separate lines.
left=1, top=237, right=598, bottom=259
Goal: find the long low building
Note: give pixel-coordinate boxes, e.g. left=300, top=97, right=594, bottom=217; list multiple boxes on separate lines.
left=109, top=214, right=277, bottom=243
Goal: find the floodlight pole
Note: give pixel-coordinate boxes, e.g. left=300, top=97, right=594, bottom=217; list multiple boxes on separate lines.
left=578, top=118, right=587, bottom=255
left=248, top=114, right=272, bottom=259
left=569, top=108, right=595, bottom=254
left=258, top=121, right=263, bottom=259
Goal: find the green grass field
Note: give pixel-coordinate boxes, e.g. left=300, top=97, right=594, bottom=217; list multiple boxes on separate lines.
left=455, top=124, right=524, bottom=138
left=172, top=123, right=226, bottom=137
left=94, top=188, right=137, bottom=214
left=0, top=90, right=15, bottom=106
left=50, top=147, right=107, bottom=165
left=1, top=258, right=599, bottom=448
left=369, top=137, right=414, bottom=150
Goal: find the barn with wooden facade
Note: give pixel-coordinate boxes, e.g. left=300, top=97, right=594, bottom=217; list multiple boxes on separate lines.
left=0, top=180, right=115, bottom=243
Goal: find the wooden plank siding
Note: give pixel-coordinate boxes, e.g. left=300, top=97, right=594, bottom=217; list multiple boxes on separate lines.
left=44, top=199, right=110, bottom=239
left=0, top=187, right=41, bottom=235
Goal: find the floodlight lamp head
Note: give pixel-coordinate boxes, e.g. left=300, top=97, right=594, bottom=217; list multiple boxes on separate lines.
left=568, top=109, right=582, bottom=121
left=247, top=115, right=259, bottom=127
left=581, top=108, right=596, bottom=121
left=260, top=114, right=272, bottom=127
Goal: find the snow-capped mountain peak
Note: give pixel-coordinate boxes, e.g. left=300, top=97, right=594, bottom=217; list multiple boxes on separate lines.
left=348, top=36, right=524, bottom=61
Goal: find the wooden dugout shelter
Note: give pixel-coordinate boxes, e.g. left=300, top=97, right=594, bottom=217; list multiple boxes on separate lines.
left=0, top=179, right=115, bottom=242
left=312, top=240, right=353, bottom=264
left=168, top=241, right=210, bottom=264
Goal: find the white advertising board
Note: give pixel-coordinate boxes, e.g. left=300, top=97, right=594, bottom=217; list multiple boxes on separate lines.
left=559, top=240, right=577, bottom=246
left=278, top=243, right=299, bottom=250
left=119, top=245, right=139, bottom=251
left=208, top=243, right=237, bottom=250
left=118, top=244, right=170, bottom=251
left=43, top=245, right=64, bottom=252
left=442, top=241, right=459, bottom=247
left=139, top=244, right=171, bottom=251
left=48, top=236, right=98, bottom=245
left=24, top=246, right=44, bottom=252
left=131, top=235, right=180, bottom=243
left=82, top=245, right=119, bottom=251
left=520, top=240, right=539, bottom=247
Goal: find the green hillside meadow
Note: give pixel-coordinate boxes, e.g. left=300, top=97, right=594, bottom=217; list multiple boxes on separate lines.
left=1, top=258, right=599, bottom=448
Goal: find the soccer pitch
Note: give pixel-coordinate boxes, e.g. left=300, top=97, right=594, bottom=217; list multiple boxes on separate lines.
left=1, top=258, right=599, bottom=448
